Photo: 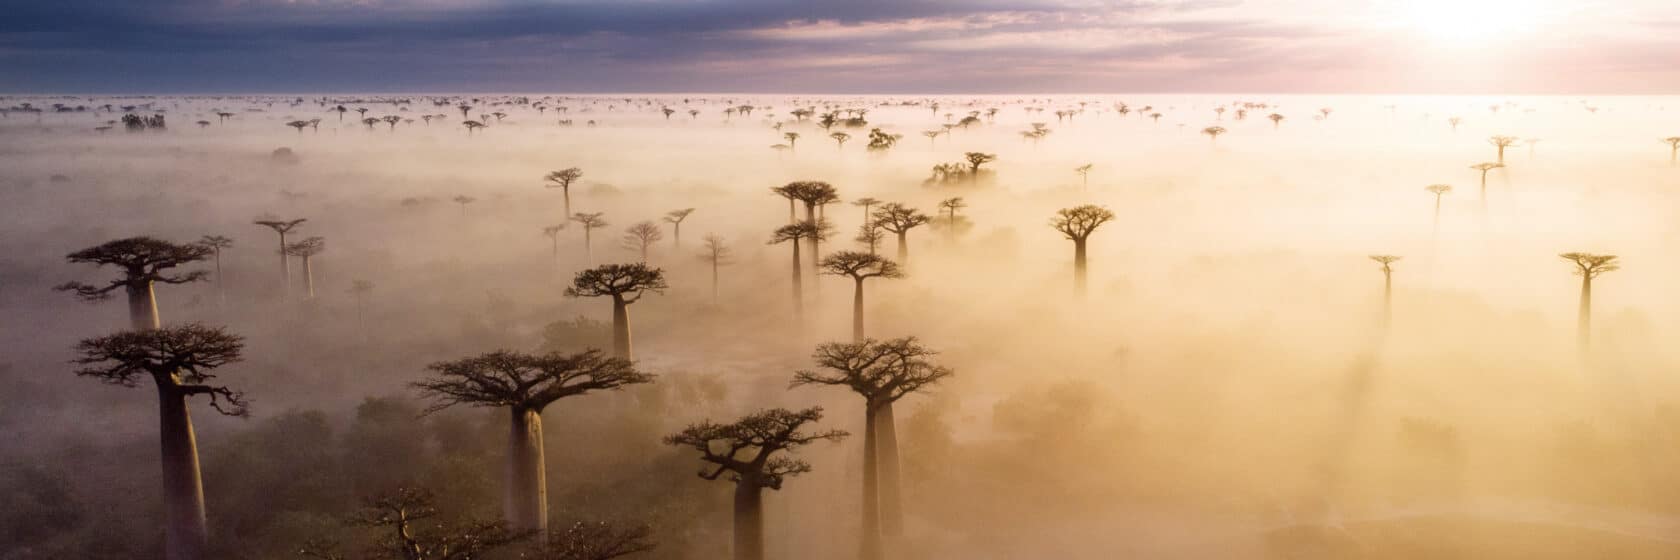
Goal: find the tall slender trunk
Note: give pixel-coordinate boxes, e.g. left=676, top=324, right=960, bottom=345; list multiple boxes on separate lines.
left=895, top=233, right=908, bottom=264
left=584, top=229, right=593, bottom=263
left=860, top=402, right=883, bottom=560
left=564, top=188, right=572, bottom=218
left=1382, top=270, right=1393, bottom=330
left=277, top=232, right=290, bottom=297
left=1578, top=276, right=1592, bottom=352
left=612, top=296, right=632, bottom=359
left=213, top=251, right=225, bottom=306
left=1073, top=238, right=1089, bottom=295
left=852, top=278, right=866, bottom=341
left=877, top=402, right=904, bottom=538
left=506, top=406, right=548, bottom=536
left=711, top=260, right=720, bottom=305
left=551, top=237, right=559, bottom=262
left=128, top=281, right=161, bottom=330
left=787, top=199, right=795, bottom=223
left=674, top=224, right=681, bottom=248
left=805, top=206, right=820, bottom=294
left=301, top=256, right=316, bottom=299
left=157, top=383, right=207, bottom=560
left=733, top=482, right=765, bottom=560
left=790, top=242, right=804, bottom=319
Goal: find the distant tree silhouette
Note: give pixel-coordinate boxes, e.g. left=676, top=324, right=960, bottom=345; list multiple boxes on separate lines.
left=1488, top=135, right=1518, bottom=164
left=1664, top=137, right=1680, bottom=165
left=566, top=263, right=667, bottom=359
left=1051, top=205, right=1116, bottom=294
left=1448, top=117, right=1463, bottom=131
left=770, top=220, right=832, bottom=319
left=872, top=203, right=931, bottom=264
left=1426, top=184, right=1452, bottom=234
left=463, top=120, right=487, bottom=135
left=286, top=120, right=310, bottom=134
left=1559, top=253, right=1619, bottom=351
left=830, top=131, right=851, bottom=150
left=349, top=279, right=374, bottom=339
left=964, top=152, right=996, bottom=180
left=1202, top=126, right=1227, bottom=142
left=57, top=237, right=211, bottom=330
left=1470, top=162, right=1503, bottom=213
left=1268, top=113, right=1285, bottom=128
left=73, top=324, right=246, bottom=560
left=791, top=338, right=951, bottom=556
left=282, top=236, right=325, bottom=299
left=545, top=168, right=584, bottom=217
left=570, top=212, right=609, bottom=263
left=621, top=221, right=664, bottom=262
left=253, top=217, right=306, bottom=297
left=1369, top=255, right=1401, bottom=329
left=416, top=350, right=653, bottom=535
left=663, top=208, right=695, bottom=247
left=664, top=407, right=847, bottom=560
left=361, top=117, right=380, bottom=130
left=197, top=235, right=233, bottom=306
left=783, top=132, right=800, bottom=150
left=819, top=252, right=903, bottom=341
left=779, top=181, right=840, bottom=277
left=1074, top=164, right=1093, bottom=189
left=452, top=195, right=476, bottom=217
left=543, top=224, right=567, bottom=263
left=699, top=234, right=735, bottom=304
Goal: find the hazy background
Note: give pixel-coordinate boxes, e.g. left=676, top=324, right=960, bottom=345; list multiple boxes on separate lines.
left=4, top=93, right=1680, bottom=558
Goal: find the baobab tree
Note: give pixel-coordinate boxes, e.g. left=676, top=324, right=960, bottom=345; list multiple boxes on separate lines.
left=1369, top=255, right=1401, bottom=329
left=453, top=195, right=477, bottom=217
left=542, top=224, right=567, bottom=263
left=699, top=234, right=734, bottom=304
left=769, top=220, right=831, bottom=318
left=565, top=263, right=667, bottom=359
left=664, top=407, right=847, bottom=560
left=1470, top=162, right=1503, bottom=212
left=830, top=131, right=851, bottom=149
left=779, top=181, right=841, bottom=280
left=283, top=236, right=325, bottom=300
left=57, top=237, right=211, bottom=330
left=1202, top=126, right=1227, bottom=142
left=1426, top=184, right=1452, bottom=233
left=783, top=131, right=800, bottom=150
left=198, top=235, right=233, bottom=305
left=286, top=120, right=309, bottom=134
left=852, top=197, right=881, bottom=224
left=416, top=349, right=654, bottom=535
left=571, top=212, right=609, bottom=263
left=1074, top=164, right=1093, bottom=189
left=819, top=252, right=903, bottom=341
left=1268, top=113, right=1285, bottom=128
left=1559, top=253, right=1619, bottom=351
left=73, top=324, right=247, bottom=560
left=1448, top=117, right=1463, bottom=131
left=1050, top=205, right=1116, bottom=294
left=791, top=338, right=951, bottom=556
left=663, top=208, right=695, bottom=247
left=964, top=152, right=996, bottom=180
left=621, top=221, right=664, bottom=262
left=545, top=168, right=584, bottom=217
left=464, top=120, right=487, bottom=135
left=1664, top=137, right=1680, bottom=165
left=349, top=280, right=373, bottom=339
left=1488, top=135, right=1518, bottom=164
left=872, top=203, right=931, bottom=264
left=253, top=218, right=306, bottom=296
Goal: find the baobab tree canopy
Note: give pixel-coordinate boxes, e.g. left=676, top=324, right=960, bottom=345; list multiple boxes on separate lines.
left=664, top=407, right=848, bottom=489
left=567, top=263, right=668, bottom=301
left=1051, top=205, right=1116, bottom=241
left=819, top=251, right=902, bottom=281
left=416, top=349, right=653, bottom=412
left=56, top=237, right=212, bottom=301
left=73, top=324, right=248, bottom=416
left=792, top=338, right=952, bottom=402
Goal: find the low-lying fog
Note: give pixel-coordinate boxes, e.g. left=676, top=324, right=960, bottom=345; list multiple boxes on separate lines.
left=3, top=93, right=1680, bottom=559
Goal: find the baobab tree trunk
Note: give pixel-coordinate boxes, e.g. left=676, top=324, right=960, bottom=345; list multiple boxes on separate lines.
left=790, top=242, right=804, bottom=319
left=787, top=199, right=795, bottom=223
left=301, top=256, right=316, bottom=299
left=1578, top=276, right=1592, bottom=352
left=213, top=252, right=225, bottom=307
left=564, top=188, right=572, bottom=218
left=876, top=403, right=904, bottom=538
left=584, top=229, right=593, bottom=264
left=1382, top=271, right=1393, bottom=330
left=506, top=406, right=548, bottom=536
left=733, top=481, right=765, bottom=560
left=860, top=402, right=883, bottom=560
left=896, top=233, right=908, bottom=264
left=277, top=234, right=290, bottom=298
left=611, top=295, right=633, bottom=360
left=852, top=279, right=866, bottom=341
left=711, top=260, right=720, bottom=305
left=1073, top=238, right=1089, bottom=295
left=128, top=281, right=161, bottom=330
left=157, top=384, right=208, bottom=560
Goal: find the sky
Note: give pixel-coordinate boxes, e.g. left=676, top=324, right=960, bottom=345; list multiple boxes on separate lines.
left=1, top=0, right=1676, bottom=94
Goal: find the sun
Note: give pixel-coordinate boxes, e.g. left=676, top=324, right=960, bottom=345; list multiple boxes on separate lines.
left=1394, top=0, right=1544, bottom=45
